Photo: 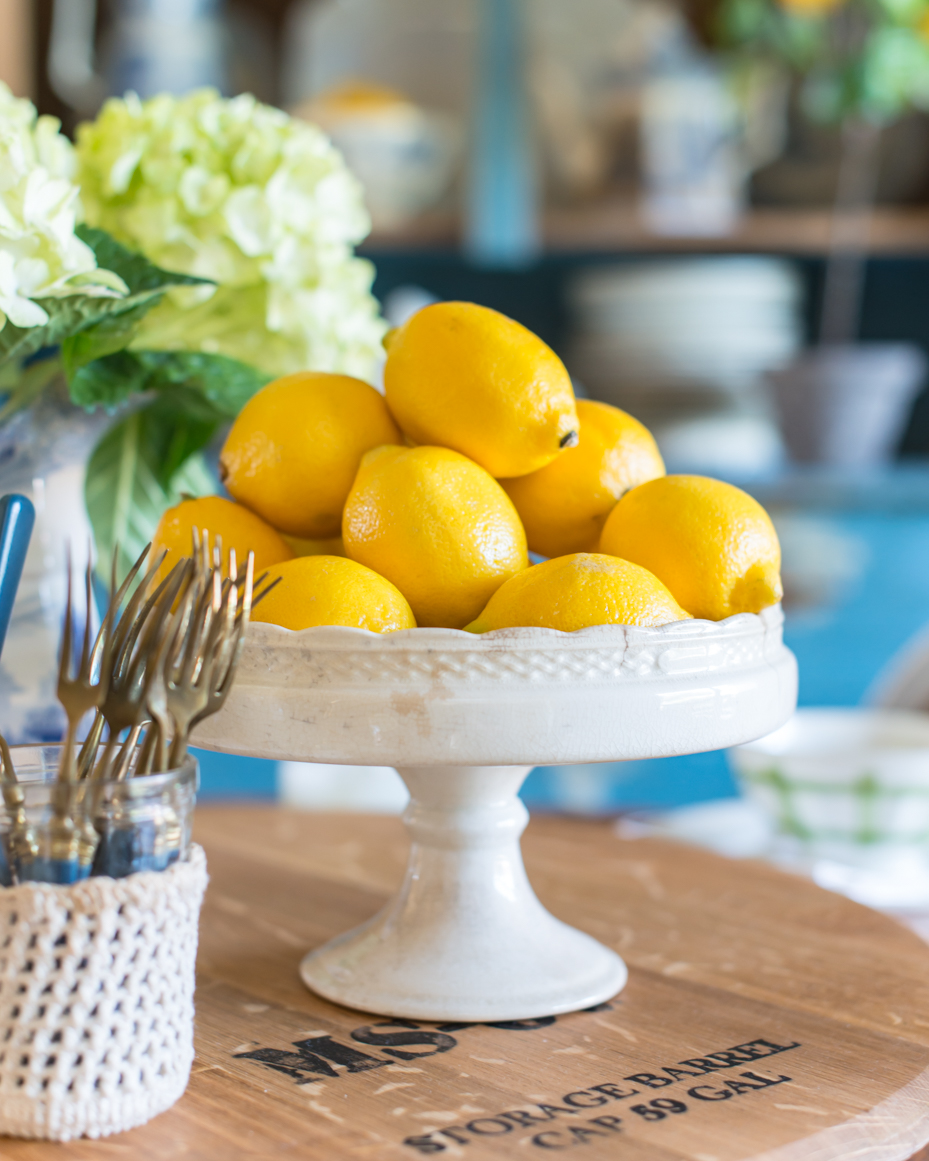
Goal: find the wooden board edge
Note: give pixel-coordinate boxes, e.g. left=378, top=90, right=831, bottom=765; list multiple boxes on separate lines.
left=747, top=1063, right=929, bottom=1161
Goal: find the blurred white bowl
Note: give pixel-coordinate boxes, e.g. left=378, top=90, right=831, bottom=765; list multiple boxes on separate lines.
left=730, top=708, right=929, bottom=862
left=567, top=257, right=800, bottom=477
left=296, top=96, right=461, bottom=230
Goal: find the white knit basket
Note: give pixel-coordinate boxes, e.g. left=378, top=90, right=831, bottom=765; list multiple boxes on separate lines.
left=0, top=844, right=207, bottom=1141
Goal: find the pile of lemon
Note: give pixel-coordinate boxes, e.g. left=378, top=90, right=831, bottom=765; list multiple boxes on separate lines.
left=151, top=302, right=782, bottom=635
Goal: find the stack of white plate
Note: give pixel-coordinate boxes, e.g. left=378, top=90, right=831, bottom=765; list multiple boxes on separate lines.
left=568, top=257, right=803, bottom=475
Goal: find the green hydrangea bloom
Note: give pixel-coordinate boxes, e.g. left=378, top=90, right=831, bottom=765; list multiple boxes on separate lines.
left=0, top=83, right=125, bottom=333
left=76, top=89, right=387, bottom=381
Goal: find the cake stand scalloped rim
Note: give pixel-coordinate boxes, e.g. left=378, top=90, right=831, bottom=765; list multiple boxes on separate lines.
left=242, top=603, right=783, bottom=650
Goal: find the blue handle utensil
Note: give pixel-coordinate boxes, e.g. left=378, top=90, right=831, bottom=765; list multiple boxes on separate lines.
left=0, top=495, right=34, bottom=884
left=0, top=494, right=34, bottom=660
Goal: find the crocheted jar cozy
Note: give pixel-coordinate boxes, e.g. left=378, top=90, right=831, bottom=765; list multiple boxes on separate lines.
left=0, top=845, right=207, bottom=1140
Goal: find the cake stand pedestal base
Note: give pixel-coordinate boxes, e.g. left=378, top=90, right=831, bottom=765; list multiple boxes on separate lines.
left=299, top=765, right=628, bottom=1020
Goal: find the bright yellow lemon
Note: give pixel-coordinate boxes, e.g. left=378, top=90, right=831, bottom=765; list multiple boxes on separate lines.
left=500, top=400, right=665, bottom=558
left=384, top=302, right=578, bottom=478
left=599, top=475, right=783, bottom=621
left=219, top=371, right=401, bottom=539
left=250, top=555, right=416, bottom=632
left=151, top=495, right=293, bottom=581
left=343, top=444, right=528, bottom=628
left=465, top=553, right=690, bottom=633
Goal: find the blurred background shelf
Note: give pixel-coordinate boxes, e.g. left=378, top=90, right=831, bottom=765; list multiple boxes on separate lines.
left=366, top=203, right=929, bottom=256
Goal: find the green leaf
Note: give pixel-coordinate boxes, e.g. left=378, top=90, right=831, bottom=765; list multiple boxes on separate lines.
left=67, top=350, right=152, bottom=410
left=59, top=229, right=215, bottom=380
left=144, top=385, right=226, bottom=489
left=75, top=226, right=208, bottom=297
left=61, top=301, right=154, bottom=381
left=1, top=227, right=215, bottom=375
left=133, top=350, right=272, bottom=417
left=0, top=296, right=137, bottom=372
left=69, top=348, right=272, bottom=415
left=85, top=406, right=217, bottom=584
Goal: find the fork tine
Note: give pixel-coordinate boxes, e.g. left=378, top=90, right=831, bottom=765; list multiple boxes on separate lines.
left=101, top=541, right=151, bottom=638
left=112, top=552, right=166, bottom=662
left=85, top=542, right=147, bottom=696
left=114, top=542, right=151, bottom=611
left=81, top=556, right=93, bottom=677
left=117, top=557, right=190, bottom=673
left=191, top=552, right=254, bottom=728
left=77, top=709, right=105, bottom=779
left=0, top=731, right=16, bottom=787
left=167, top=572, right=199, bottom=673
left=242, top=552, right=254, bottom=618
left=232, top=569, right=267, bottom=592
left=195, top=573, right=236, bottom=697
left=123, top=559, right=194, bottom=693
left=58, top=547, right=73, bottom=690
left=179, top=565, right=219, bottom=684
left=249, top=574, right=282, bottom=611
left=108, top=549, right=167, bottom=684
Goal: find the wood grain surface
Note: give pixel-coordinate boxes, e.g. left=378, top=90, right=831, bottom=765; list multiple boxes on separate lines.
left=1, top=806, right=929, bottom=1160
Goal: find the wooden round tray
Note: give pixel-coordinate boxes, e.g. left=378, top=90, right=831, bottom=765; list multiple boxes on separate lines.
left=57, top=805, right=925, bottom=1161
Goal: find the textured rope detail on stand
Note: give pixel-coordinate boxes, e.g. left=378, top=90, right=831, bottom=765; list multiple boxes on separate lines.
left=236, top=608, right=783, bottom=689
left=0, top=845, right=207, bottom=1141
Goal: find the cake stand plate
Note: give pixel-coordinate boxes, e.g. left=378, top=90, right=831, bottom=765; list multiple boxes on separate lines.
left=193, top=606, right=797, bottom=1020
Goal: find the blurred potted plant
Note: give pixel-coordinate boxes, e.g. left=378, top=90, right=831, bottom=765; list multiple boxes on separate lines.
left=718, top=0, right=929, bottom=464
left=0, top=83, right=386, bottom=740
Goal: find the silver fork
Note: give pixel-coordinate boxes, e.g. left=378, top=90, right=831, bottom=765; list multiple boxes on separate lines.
left=190, top=551, right=260, bottom=730
left=165, top=566, right=226, bottom=769
left=76, top=542, right=152, bottom=780
left=93, top=557, right=192, bottom=782
left=57, top=553, right=106, bottom=783
left=167, top=540, right=284, bottom=763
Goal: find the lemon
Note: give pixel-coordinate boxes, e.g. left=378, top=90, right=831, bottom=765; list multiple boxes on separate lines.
left=343, top=445, right=528, bottom=628
left=151, top=496, right=293, bottom=581
left=465, top=553, right=690, bottom=633
left=500, top=400, right=665, bottom=558
left=384, top=301, right=578, bottom=478
left=219, top=371, right=401, bottom=539
left=282, top=534, right=347, bottom=558
left=250, top=555, right=415, bottom=633
left=599, top=475, right=783, bottom=621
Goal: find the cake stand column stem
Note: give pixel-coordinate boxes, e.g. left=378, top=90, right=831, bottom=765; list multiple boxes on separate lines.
left=395, top=764, right=540, bottom=938
left=299, top=763, right=628, bottom=1020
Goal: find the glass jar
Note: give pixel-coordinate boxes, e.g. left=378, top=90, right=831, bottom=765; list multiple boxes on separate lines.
left=0, top=745, right=198, bottom=884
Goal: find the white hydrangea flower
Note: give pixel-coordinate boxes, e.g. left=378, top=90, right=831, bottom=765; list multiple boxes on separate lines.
left=0, top=83, right=125, bottom=334
left=76, top=89, right=388, bottom=381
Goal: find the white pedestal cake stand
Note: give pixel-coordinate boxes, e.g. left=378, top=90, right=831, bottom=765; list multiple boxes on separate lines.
left=193, top=605, right=797, bottom=1022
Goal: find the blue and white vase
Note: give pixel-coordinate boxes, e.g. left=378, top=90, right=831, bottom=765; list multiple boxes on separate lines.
left=0, top=380, right=103, bottom=743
